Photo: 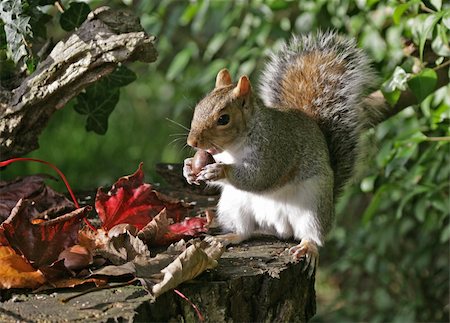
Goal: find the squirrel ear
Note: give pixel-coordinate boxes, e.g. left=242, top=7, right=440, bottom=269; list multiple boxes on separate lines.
left=232, top=76, right=251, bottom=98
left=215, top=69, right=232, bottom=88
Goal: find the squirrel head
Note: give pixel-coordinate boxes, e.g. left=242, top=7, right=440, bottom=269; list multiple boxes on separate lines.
left=187, top=68, right=254, bottom=154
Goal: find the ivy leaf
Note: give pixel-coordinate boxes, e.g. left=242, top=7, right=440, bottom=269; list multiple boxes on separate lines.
left=74, top=82, right=119, bottom=135
left=73, top=65, right=137, bottom=134
left=407, top=68, right=438, bottom=103
left=103, top=65, right=137, bottom=88
left=60, top=2, right=91, bottom=31
left=0, top=0, right=32, bottom=64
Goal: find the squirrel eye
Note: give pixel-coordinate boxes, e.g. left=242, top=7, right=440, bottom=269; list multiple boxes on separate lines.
left=217, top=114, right=230, bottom=126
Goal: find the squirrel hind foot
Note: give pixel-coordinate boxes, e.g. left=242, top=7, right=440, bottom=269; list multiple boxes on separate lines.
left=289, top=239, right=319, bottom=278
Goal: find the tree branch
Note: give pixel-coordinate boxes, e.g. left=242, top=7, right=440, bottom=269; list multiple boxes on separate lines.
left=0, top=7, right=157, bottom=160
left=367, top=61, right=449, bottom=126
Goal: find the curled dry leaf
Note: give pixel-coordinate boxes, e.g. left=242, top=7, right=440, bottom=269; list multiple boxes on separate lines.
left=137, top=209, right=170, bottom=244
left=96, top=163, right=192, bottom=231
left=0, top=246, right=46, bottom=289
left=94, top=231, right=151, bottom=266
left=148, top=239, right=225, bottom=298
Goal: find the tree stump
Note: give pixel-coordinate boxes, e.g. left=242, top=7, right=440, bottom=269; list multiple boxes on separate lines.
left=0, top=238, right=315, bottom=322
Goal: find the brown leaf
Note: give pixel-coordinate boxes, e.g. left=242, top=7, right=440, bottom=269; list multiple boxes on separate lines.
left=2, top=199, right=90, bottom=268
left=137, top=209, right=170, bottom=244
left=58, top=245, right=93, bottom=271
left=91, top=237, right=224, bottom=299
left=0, top=246, right=46, bottom=289
left=0, top=175, right=75, bottom=223
left=149, top=239, right=224, bottom=298
left=91, top=235, right=224, bottom=297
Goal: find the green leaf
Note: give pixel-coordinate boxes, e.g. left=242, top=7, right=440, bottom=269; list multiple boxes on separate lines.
left=60, top=2, right=91, bottom=31
left=0, top=0, right=33, bottom=63
left=431, top=24, right=450, bottom=57
left=267, top=0, right=290, bottom=10
left=74, top=82, right=120, bottom=134
left=204, top=32, right=227, bottom=61
left=396, top=185, right=429, bottom=220
left=362, top=184, right=393, bottom=224
left=418, top=12, right=444, bottom=61
left=443, top=10, right=450, bottom=29
left=407, top=68, right=438, bottom=103
left=103, top=65, right=137, bottom=88
left=166, top=48, right=192, bottom=81
left=382, top=89, right=401, bottom=106
left=429, top=0, right=442, bottom=11
left=393, top=3, right=411, bottom=25
left=440, top=225, right=450, bottom=243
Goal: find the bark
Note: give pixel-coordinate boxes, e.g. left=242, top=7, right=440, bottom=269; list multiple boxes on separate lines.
left=0, top=239, right=316, bottom=323
left=0, top=6, right=157, bottom=160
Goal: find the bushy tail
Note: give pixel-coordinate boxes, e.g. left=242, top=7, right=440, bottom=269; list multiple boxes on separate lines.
left=259, top=31, right=377, bottom=196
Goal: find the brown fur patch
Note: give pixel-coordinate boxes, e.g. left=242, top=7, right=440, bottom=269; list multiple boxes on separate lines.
left=280, top=52, right=344, bottom=118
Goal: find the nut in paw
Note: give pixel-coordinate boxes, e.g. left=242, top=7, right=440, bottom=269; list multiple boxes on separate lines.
left=196, top=163, right=227, bottom=182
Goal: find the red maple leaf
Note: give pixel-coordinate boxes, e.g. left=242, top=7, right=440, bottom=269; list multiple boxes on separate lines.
left=96, top=163, right=192, bottom=231
left=158, top=217, right=208, bottom=245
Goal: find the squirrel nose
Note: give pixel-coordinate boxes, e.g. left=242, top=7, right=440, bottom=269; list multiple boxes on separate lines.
left=187, top=136, right=198, bottom=148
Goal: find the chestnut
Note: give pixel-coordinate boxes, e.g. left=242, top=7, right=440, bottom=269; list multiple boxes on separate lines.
left=191, top=150, right=215, bottom=176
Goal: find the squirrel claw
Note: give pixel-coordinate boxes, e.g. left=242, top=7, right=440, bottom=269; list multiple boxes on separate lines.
left=183, top=158, right=200, bottom=185
left=289, top=240, right=319, bottom=278
left=196, top=163, right=226, bottom=182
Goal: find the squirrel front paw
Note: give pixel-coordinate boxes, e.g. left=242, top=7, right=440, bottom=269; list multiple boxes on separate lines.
left=183, top=157, right=199, bottom=185
left=196, top=163, right=227, bottom=182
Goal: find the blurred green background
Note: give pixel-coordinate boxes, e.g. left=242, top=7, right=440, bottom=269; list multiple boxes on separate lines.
left=1, top=0, right=449, bottom=321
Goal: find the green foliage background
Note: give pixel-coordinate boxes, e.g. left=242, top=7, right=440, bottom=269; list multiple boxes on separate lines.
left=1, top=0, right=449, bottom=321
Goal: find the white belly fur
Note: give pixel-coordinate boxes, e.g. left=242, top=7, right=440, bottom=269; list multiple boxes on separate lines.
left=216, top=176, right=323, bottom=246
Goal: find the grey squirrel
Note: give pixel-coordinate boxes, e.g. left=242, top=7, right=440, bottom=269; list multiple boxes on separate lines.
left=183, top=31, right=377, bottom=275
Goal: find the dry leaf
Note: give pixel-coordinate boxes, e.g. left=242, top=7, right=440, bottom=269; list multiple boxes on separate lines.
left=90, top=234, right=224, bottom=300
left=0, top=175, right=74, bottom=223
left=149, top=239, right=224, bottom=298
left=2, top=200, right=89, bottom=268
left=0, top=246, right=46, bottom=289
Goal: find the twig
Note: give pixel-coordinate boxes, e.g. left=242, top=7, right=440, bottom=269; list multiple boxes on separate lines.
left=420, top=3, right=435, bottom=13
left=54, top=0, right=65, bottom=13
left=434, top=59, right=450, bottom=71
left=425, top=136, right=450, bottom=142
